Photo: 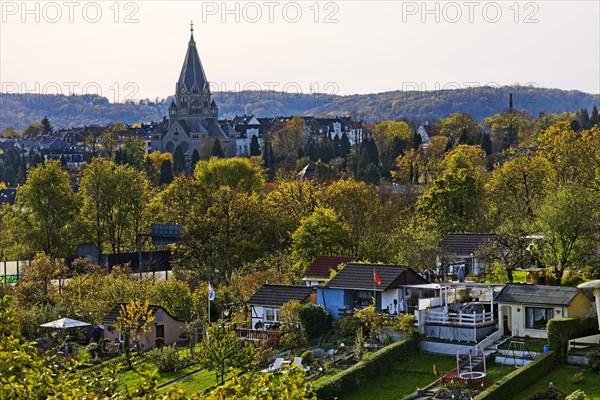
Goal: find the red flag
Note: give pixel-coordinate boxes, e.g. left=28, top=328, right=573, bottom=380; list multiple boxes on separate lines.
left=374, top=270, right=382, bottom=285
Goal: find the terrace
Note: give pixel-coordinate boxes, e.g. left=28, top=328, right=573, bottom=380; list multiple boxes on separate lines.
left=409, top=282, right=504, bottom=343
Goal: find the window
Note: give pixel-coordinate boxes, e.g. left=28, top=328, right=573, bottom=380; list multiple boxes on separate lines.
left=525, top=307, right=554, bottom=330
left=264, top=308, right=279, bottom=322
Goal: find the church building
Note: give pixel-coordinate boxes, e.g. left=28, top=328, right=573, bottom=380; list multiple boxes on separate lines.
left=152, top=23, right=235, bottom=162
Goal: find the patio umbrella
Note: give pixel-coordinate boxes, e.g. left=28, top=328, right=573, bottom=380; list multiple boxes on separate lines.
left=40, top=317, right=91, bottom=329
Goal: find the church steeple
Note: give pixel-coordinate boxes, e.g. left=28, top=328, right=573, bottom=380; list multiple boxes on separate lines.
left=177, top=21, right=208, bottom=93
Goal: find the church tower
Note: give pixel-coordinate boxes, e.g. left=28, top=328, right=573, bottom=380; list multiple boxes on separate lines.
left=153, top=22, right=235, bottom=163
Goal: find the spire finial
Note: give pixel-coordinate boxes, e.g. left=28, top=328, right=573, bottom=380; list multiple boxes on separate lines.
left=190, top=20, right=194, bottom=32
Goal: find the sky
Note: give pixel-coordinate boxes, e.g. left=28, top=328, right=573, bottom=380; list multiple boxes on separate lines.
left=1, top=0, right=599, bottom=102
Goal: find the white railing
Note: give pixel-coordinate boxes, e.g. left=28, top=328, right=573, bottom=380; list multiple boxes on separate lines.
left=425, top=310, right=494, bottom=326
left=474, top=329, right=502, bottom=355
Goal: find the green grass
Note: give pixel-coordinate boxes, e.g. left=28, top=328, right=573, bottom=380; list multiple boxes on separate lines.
left=513, top=364, right=600, bottom=400
left=118, top=361, right=202, bottom=389
left=166, top=369, right=218, bottom=394
left=340, top=353, right=457, bottom=400
left=498, top=338, right=548, bottom=353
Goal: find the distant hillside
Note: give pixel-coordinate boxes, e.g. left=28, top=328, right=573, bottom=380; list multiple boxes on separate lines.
left=1, top=86, right=598, bottom=131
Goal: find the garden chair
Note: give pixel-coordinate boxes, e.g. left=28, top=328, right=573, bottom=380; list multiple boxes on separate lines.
left=261, top=357, right=284, bottom=373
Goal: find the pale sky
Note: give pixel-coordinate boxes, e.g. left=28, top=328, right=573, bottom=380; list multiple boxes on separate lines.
left=1, top=0, right=599, bottom=102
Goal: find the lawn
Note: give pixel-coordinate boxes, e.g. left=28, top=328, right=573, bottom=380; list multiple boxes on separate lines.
left=341, top=353, right=457, bottom=400
left=498, top=337, right=548, bottom=353
left=118, top=361, right=202, bottom=389
left=166, top=369, right=218, bottom=394
left=513, top=364, right=600, bottom=400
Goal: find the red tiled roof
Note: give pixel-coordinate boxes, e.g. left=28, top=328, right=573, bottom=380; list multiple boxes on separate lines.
left=303, top=256, right=358, bottom=279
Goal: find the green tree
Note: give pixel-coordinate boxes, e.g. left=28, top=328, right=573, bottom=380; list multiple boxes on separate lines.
left=13, top=252, right=64, bottom=308
left=194, top=157, right=265, bottom=194
left=10, top=160, right=78, bottom=257
left=177, top=187, right=267, bottom=283
left=41, top=116, right=53, bottom=134
left=191, top=148, right=201, bottom=171
left=340, top=132, right=352, bottom=158
left=249, top=134, right=261, bottom=156
left=206, top=365, right=313, bottom=400
left=291, top=207, right=350, bottom=271
left=198, top=324, right=254, bottom=385
left=417, top=149, right=484, bottom=233
left=483, top=110, right=534, bottom=147
left=373, top=120, right=412, bottom=176
left=211, top=139, right=225, bottom=158
left=173, top=145, right=187, bottom=174
left=113, top=299, right=156, bottom=367
left=159, top=158, right=175, bottom=185
left=436, top=113, right=481, bottom=148
left=120, top=136, right=146, bottom=168
left=536, top=185, right=598, bottom=281
left=80, top=158, right=150, bottom=253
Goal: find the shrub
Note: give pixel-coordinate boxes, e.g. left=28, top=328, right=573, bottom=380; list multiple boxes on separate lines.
left=587, top=348, right=600, bottom=372
left=313, top=336, right=419, bottom=399
left=354, top=306, right=385, bottom=339
left=565, top=390, right=586, bottom=400
left=547, top=317, right=599, bottom=362
left=337, top=316, right=361, bottom=338
left=280, top=329, right=307, bottom=352
left=301, top=350, right=314, bottom=365
left=571, top=372, right=585, bottom=384
left=473, top=351, right=557, bottom=400
left=147, top=344, right=182, bottom=372
left=299, top=304, right=331, bottom=339
left=353, top=328, right=365, bottom=361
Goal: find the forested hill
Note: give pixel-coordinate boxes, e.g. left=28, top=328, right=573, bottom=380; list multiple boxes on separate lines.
left=1, top=86, right=598, bottom=131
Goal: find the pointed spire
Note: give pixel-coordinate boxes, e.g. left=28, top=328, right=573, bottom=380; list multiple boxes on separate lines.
left=177, top=21, right=208, bottom=93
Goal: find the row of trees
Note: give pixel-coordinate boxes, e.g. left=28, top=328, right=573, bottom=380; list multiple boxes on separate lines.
left=1, top=116, right=599, bottom=285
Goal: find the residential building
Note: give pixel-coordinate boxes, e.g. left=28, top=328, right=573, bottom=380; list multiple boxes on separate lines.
left=317, top=263, right=428, bottom=320
left=247, top=285, right=315, bottom=330
left=102, top=303, right=185, bottom=350
left=495, top=284, right=591, bottom=339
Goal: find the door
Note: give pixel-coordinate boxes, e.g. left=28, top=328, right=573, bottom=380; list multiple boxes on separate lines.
left=156, top=325, right=165, bottom=344
left=502, top=306, right=511, bottom=336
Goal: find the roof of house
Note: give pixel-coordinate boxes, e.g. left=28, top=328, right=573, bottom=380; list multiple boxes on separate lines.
left=324, top=263, right=428, bottom=291
left=247, top=285, right=314, bottom=307
left=102, top=303, right=179, bottom=325
left=495, top=284, right=581, bottom=306
left=303, top=256, right=359, bottom=279
left=440, top=233, right=498, bottom=256
left=0, top=189, right=17, bottom=205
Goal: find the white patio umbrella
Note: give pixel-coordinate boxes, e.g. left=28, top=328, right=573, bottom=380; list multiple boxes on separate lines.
left=40, top=317, right=91, bottom=329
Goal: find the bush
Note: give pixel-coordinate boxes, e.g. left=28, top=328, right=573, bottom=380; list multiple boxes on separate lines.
left=547, top=317, right=598, bottom=362
left=301, top=350, right=314, bottom=365
left=353, top=328, right=365, bottom=361
left=147, top=344, right=182, bottom=372
left=337, top=316, right=362, bottom=338
left=473, top=351, right=557, bottom=400
left=280, top=329, right=307, bottom=352
left=313, top=336, right=419, bottom=399
left=587, top=348, right=600, bottom=372
left=565, top=390, right=586, bottom=400
left=571, top=372, right=585, bottom=384
left=299, top=304, right=331, bottom=339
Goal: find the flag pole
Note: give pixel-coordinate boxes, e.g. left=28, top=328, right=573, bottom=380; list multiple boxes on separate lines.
left=207, top=282, right=211, bottom=345
left=373, top=268, right=376, bottom=306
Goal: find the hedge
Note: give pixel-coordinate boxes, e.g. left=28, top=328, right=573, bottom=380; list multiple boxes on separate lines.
left=312, top=336, right=418, bottom=399
left=473, top=351, right=557, bottom=400
left=547, top=317, right=599, bottom=362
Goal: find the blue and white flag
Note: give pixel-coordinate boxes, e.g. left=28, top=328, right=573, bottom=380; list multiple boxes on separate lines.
left=208, top=282, right=216, bottom=301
